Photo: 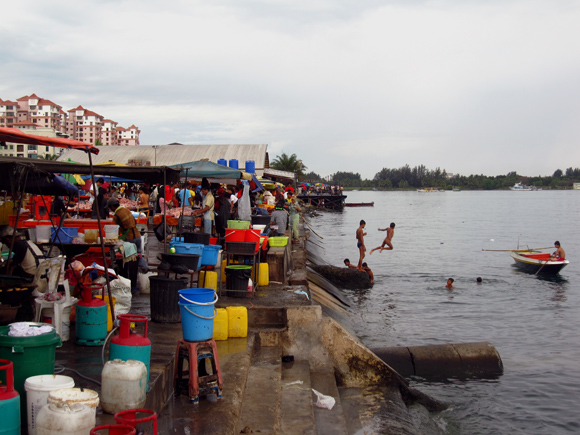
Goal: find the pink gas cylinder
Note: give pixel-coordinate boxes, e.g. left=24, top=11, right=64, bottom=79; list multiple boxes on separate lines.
left=109, top=315, right=151, bottom=390
left=0, top=359, right=20, bottom=435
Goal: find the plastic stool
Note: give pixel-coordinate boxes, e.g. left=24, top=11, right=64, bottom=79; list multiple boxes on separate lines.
left=174, top=338, right=223, bottom=403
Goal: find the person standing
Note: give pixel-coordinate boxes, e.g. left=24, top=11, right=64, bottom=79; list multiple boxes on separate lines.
left=370, top=222, right=396, bottom=254
left=91, top=178, right=108, bottom=219
left=287, top=191, right=301, bottom=242
left=193, top=180, right=214, bottom=235
left=356, top=220, right=367, bottom=270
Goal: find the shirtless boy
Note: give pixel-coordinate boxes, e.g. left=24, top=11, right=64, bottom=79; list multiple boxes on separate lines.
left=550, top=241, right=566, bottom=261
left=356, top=220, right=367, bottom=270
left=370, top=222, right=395, bottom=255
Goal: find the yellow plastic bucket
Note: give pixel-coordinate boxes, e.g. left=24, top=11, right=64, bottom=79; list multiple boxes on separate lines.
left=94, top=295, right=116, bottom=331
left=258, top=263, right=269, bottom=286
left=226, top=306, right=248, bottom=338
left=199, top=271, right=218, bottom=290
left=213, top=308, right=228, bottom=341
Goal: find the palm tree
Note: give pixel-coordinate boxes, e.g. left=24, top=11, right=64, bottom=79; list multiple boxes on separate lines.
left=39, top=154, right=59, bottom=161
left=270, top=152, right=307, bottom=178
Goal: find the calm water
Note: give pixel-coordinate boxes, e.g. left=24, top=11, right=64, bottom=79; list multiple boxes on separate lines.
left=308, top=190, right=580, bottom=435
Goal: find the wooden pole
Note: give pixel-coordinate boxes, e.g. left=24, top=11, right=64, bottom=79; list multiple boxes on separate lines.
left=482, top=247, right=552, bottom=252
left=88, top=152, right=115, bottom=322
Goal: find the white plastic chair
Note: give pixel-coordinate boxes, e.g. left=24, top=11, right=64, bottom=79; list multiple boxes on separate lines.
left=34, top=257, right=78, bottom=341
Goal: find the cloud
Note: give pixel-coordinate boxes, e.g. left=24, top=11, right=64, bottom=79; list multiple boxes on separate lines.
left=1, top=0, right=579, bottom=178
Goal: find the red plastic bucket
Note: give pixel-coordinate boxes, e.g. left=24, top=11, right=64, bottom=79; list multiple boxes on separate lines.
left=225, top=228, right=246, bottom=242
left=244, top=229, right=261, bottom=252
left=114, top=409, right=158, bottom=435
left=90, top=424, right=137, bottom=435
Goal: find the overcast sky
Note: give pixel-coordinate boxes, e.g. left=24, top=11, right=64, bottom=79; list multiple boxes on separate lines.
left=2, top=0, right=579, bottom=179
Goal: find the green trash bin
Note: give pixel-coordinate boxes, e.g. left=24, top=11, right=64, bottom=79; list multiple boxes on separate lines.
left=0, top=324, right=62, bottom=405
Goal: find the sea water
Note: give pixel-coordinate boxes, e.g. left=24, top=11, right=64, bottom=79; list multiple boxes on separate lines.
left=309, top=190, right=580, bottom=435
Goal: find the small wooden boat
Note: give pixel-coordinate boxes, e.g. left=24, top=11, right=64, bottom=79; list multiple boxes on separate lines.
left=344, top=202, right=374, bottom=207
left=510, top=251, right=569, bottom=274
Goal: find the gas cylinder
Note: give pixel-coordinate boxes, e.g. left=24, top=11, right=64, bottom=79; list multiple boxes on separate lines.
left=109, top=315, right=151, bottom=390
left=0, top=359, right=20, bottom=435
left=36, top=402, right=95, bottom=435
left=76, top=284, right=108, bottom=346
left=101, top=360, right=147, bottom=415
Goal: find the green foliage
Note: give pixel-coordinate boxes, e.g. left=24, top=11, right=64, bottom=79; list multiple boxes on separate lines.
left=271, top=152, right=307, bottom=177
left=332, top=165, right=580, bottom=190
left=95, top=139, right=103, bottom=146
left=302, top=171, right=323, bottom=182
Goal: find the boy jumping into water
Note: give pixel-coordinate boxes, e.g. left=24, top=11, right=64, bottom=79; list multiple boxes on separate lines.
left=356, top=220, right=367, bottom=270
left=370, top=222, right=395, bottom=254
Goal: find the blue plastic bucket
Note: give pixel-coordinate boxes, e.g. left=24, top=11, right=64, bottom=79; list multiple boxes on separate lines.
left=245, top=160, right=255, bottom=173
left=201, top=245, right=222, bottom=267
left=178, top=289, right=218, bottom=342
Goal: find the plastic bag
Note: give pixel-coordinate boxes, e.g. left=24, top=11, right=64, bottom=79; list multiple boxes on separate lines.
left=312, top=389, right=336, bottom=410
left=138, top=271, right=156, bottom=294
left=238, top=184, right=251, bottom=222
left=94, top=275, right=132, bottom=315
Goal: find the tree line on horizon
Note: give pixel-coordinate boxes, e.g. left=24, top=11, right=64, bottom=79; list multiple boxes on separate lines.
left=307, top=165, right=580, bottom=190
left=270, top=153, right=580, bottom=190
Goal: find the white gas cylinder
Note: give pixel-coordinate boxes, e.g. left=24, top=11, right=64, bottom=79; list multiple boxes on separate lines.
left=35, top=402, right=95, bottom=435
left=101, top=359, right=147, bottom=414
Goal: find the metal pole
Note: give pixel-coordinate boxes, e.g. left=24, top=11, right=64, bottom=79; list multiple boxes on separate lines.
left=179, top=168, right=189, bottom=238
left=88, top=152, right=115, bottom=321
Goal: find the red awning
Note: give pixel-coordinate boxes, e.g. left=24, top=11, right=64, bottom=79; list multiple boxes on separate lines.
left=0, top=127, right=99, bottom=155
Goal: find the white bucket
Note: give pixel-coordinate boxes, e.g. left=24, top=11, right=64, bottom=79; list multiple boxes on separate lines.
left=25, top=374, right=75, bottom=435
left=104, top=225, right=119, bottom=241
left=42, top=305, right=72, bottom=342
left=48, top=388, right=99, bottom=419
left=36, top=225, right=52, bottom=243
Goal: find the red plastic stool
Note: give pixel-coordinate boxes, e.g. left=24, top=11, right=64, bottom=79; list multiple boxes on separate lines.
left=174, top=338, right=224, bottom=403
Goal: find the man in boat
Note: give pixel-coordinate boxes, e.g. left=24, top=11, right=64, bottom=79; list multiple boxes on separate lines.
left=446, top=278, right=454, bottom=290
left=356, top=220, right=367, bottom=270
left=370, top=222, right=395, bottom=254
left=361, top=262, right=374, bottom=284
left=550, top=241, right=565, bottom=261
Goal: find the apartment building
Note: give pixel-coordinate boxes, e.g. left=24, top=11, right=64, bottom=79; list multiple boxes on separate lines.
left=0, top=122, right=65, bottom=158
left=0, top=93, right=141, bottom=147
left=102, top=119, right=119, bottom=146
left=116, top=125, right=140, bottom=146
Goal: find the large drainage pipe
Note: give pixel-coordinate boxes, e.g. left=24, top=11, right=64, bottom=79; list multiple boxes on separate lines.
left=372, top=342, right=503, bottom=379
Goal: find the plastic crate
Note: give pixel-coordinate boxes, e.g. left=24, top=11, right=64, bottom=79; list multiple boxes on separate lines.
left=226, top=241, right=256, bottom=255
left=201, top=245, right=222, bottom=266
left=172, top=242, right=204, bottom=256
left=50, top=227, right=78, bottom=244
left=227, top=220, right=251, bottom=229
left=268, top=236, right=288, bottom=247
left=183, top=232, right=210, bottom=245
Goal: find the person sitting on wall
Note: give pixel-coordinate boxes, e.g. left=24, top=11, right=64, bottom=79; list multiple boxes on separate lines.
left=0, top=226, right=44, bottom=281
left=269, top=200, right=288, bottom=237
left=107, top=198, right=149, bottom=274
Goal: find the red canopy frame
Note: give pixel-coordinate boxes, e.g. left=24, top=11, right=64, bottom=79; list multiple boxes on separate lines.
left=0, top=127, right=116, bottom=318
left=0, top=127, right=99, bottom=155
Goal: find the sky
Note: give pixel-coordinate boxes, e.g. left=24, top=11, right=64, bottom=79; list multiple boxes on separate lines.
left=2, top=0, right=579, bottom=179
